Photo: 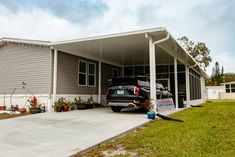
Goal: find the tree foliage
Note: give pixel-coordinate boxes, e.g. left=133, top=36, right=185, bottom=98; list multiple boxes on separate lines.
left=223, top=73, right=235, bottom=83
left=206, top=62, right=224, bottom=86
left=178, top=36, right=212, bottom=70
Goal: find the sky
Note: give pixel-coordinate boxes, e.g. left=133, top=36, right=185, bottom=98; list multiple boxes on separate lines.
left=0, top=0, right=234, bottom=75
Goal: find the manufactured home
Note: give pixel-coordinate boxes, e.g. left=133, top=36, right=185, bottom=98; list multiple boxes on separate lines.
left=0, top=27, right=206, bottom=111
left=206, top=82, right=235, bottom=99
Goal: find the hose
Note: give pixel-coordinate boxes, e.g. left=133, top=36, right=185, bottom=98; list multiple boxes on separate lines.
left=156, top=113, right=184, bottom=122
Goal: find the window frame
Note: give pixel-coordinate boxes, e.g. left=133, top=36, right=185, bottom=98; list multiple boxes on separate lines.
left=87, top=62, right=96, bottom=87
left=78, top=60, right=87, bottom=86
left=225, top=84, right=231, bottom=93
left=226, top=84, right=235, bottom=93
left=231, top=84, right=235, bottom=93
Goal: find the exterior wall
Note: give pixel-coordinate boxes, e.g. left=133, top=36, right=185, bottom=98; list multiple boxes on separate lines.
left=57, top=51, right=98, bottom=95
left=190, top=99, right=203, bottom=106
left=206, top=86, right=224, bottom=99
left=101, top=62, right=121, bottom=95
left=0, top=94, right=50, bottom=109
left=201, top=77, right=206, bottom=102
left=0, top=43, right=51, bottom=108
left=220, top=93, right=235, bottom=99
left=101, top=62, right=121, bottom=105
left=56, top=94, right=99, bottom=104
left=0, top=43, right=51, bottom=94
left=56, top=52, right=121, bottom=105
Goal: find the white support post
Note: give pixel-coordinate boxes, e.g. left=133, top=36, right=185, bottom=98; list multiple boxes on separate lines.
left=201, top=76, right=205, bottom=103
left=146, top=33, right=169, bottom=113
left=51, top=49, right=58, bottom=112
left=149, top=37, right=157, bottom=112
left=174, top=57, right=179, bottom=110
left=98, top=60, right=102, bottom=104
left=185, top=66, right=190, bottom=107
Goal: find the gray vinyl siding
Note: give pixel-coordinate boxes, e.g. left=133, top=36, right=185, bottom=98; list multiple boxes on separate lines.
left=101, top=62, right=121, bottom=95
left=0, top=43, right=51, bottom=94
left=57, top=51, right=98, bottom=94
left=57, top=51, right=121, bottom=95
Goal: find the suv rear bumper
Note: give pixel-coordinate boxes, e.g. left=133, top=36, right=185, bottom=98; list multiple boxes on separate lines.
left=108, top=102, right=139, bottom=108
left=107, top=99, right=146, bottom=108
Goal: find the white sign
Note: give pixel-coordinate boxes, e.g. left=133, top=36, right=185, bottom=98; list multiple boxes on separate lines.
left=156, top=98, right=175, bottom=111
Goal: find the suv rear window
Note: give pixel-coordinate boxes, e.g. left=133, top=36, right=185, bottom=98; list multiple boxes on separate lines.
left=110, top=77, right=150, bottom=87
left=110, top=78, right=137, bottom=86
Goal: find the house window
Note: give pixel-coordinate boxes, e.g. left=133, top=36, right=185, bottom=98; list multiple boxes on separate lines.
left=225, top=84, right=230, bottom=93
left=88, top=62, right=96, bottom=87
left=78, top=60, right=96, bottom=87
left=226, top=84, right=235, bottom=93
left=231, top=84, right=235, bottom=93
left=78, top=60, right=87, bottom=86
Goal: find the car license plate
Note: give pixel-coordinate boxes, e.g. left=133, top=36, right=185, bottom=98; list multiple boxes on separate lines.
left=117, top=90, right=124, bottom=94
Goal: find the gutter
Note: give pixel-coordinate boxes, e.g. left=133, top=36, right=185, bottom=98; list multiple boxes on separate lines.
left=189, top=63, right=197, bottom=68
left=153, top=34, right=170, bottom=45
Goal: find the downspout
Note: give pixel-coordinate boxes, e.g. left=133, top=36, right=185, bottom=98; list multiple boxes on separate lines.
left=189, top=63, right=197, bottom=68
left=153, top=34, right=170, bottom=45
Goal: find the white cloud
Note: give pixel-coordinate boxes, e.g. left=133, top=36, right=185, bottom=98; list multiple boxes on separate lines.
left=0, top=0, right=234, bottom=75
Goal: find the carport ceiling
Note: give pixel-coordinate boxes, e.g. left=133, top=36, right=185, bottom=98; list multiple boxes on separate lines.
left=52, top=27, right=207, bottom=77
left=52, top=27, right=174, bottom=66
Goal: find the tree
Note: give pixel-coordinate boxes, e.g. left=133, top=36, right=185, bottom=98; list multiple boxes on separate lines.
left=178, top=36, right=212, bottom=70
left=223, top=73, right=235, bottom=83
left=209, top=62, right=224, bottom=86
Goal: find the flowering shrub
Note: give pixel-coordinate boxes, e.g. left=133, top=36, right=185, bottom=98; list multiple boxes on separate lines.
left=28, top=96, right=41, bottom=109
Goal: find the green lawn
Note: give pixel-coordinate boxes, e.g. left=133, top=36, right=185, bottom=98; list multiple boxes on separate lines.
left=75, top=101, right=235, bottom=157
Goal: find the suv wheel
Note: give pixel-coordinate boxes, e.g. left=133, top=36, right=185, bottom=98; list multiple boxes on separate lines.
left=111, top=106, right=122, bottom=112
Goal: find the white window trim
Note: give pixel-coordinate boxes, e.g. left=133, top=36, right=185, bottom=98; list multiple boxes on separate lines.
left=87, top=62, right=96, bottom=87
left=78, top=60, right=87, bottom=86
left=226, top=84, right=235, bottom=93
left=231, top=84, right=235, bottom=93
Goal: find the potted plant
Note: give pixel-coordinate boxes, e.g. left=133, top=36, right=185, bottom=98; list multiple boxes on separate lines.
left=75, top=97, right=86, bottom=110
left=67, top=100, right=75, bottom=110
left=19, top=108, right=27, bottom=113
left=0, top=106, right=6, bottom=111
left=63, top=100, right=69, bottom=112
left=86, top=94, right=94, bottom=109
left=28, top=96, right=41, bottom=114
left=54, top=97, right=66, bottom=112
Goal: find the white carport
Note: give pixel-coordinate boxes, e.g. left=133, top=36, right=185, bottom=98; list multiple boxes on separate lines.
left=50, top=27, right=206, bottom=112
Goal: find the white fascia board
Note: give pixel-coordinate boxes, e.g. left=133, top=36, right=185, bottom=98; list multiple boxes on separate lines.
left=52, top=27, right=165, bottom=45
left=0, top=37, right=50, bottom=46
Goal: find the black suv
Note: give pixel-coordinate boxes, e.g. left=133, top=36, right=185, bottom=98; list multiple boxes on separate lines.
left=106, top=76, right=172, bottom=112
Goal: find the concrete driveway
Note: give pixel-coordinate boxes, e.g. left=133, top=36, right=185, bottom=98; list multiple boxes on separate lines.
left=0, top=107, right=151, bottom=157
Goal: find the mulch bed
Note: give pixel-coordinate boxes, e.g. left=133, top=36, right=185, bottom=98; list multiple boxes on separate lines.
left=0, top=112, right=31, bottom=120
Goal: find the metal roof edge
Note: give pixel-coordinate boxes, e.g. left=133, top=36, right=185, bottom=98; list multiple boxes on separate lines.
left=0, top=37, right=51, bottom=47
left=222, top=81, right=235, bottom=85
left=51, top=27, right=165, bottom=45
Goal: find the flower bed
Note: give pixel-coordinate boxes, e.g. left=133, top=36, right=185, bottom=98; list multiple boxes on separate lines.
left=0, top=112, right=30, bottom=120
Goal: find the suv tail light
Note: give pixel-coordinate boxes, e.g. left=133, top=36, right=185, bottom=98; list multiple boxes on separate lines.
left=105, top=88, right=110, bottom=95
left=134, top=86, right=140, bottom=95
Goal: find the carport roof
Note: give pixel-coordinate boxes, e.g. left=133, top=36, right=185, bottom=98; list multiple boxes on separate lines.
left=51, top=27, right=207, bottom=77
